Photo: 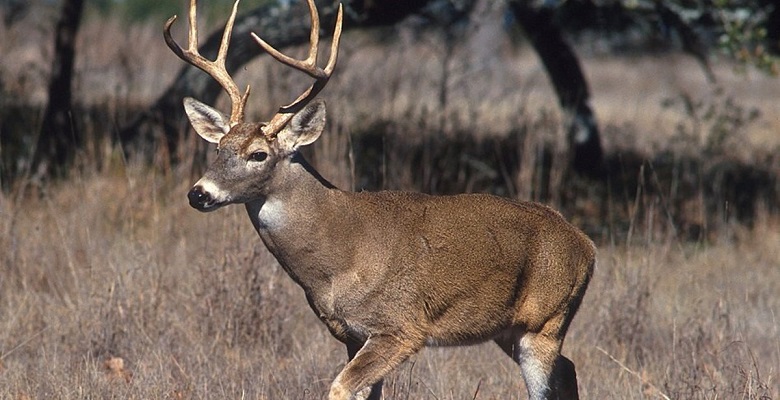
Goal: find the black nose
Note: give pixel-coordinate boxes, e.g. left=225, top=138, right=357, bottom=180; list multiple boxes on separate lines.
left=188, top=186, right=212, bottom=209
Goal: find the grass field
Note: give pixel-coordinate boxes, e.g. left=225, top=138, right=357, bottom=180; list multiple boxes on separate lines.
left=1, top=159, right=778, bottom=399
left=2, top=3, right=780, bottom=399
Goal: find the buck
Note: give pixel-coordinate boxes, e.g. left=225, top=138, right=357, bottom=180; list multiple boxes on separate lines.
left=165, top=0, right=595, bottom=399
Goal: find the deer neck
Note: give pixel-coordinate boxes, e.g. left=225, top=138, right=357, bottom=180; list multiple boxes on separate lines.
left=244, top=152, right=347, bottom=290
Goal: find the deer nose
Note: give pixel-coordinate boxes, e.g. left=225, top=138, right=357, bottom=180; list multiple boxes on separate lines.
left=188, top=186, right=212, bottom=209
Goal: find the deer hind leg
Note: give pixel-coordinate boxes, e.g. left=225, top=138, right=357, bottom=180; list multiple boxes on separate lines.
left=329, top=335, right=421, bottom=400
left=551, top=354, right=579, bottom=399
left=494, top=327, right=579, bottom=399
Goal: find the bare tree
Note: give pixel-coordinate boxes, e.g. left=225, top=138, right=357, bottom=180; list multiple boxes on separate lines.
left=32, top=0, right=84, bottom=178
left=508, top=0, right=603, bottom=176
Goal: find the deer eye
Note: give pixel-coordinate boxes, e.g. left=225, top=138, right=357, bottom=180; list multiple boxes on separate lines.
left=248, top=151, right=268, bottom=162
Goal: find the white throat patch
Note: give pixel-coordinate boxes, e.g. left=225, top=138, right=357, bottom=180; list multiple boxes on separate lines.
left=248, top=197, right=287, bottom=230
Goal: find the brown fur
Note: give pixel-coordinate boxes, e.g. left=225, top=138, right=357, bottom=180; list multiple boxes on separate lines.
left=183, top=99, right=595, bottom=400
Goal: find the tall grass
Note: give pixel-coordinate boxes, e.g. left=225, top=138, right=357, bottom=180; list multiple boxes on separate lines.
left=1, top=134, right=778, bottom=399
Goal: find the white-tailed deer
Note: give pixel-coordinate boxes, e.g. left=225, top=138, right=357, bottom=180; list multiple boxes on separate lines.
left=165, top=1, right=596, bottom=399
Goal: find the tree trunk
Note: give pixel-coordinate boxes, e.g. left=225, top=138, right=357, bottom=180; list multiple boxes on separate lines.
left=33, top=0, right=85, bottom=178
left=508, top=1, right=604, bottom=176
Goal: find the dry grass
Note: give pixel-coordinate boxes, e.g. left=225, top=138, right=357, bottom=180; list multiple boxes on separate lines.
left=1, top=148, right=778, bottom=399
left=2, top=3, right=780, bottom=399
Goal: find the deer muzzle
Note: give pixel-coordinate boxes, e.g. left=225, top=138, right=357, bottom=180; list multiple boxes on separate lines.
left=188, top=185, right=215, bottom=211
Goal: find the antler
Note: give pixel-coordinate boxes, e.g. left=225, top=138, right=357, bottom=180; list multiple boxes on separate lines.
left=164, top=0, right=250, bottom=127
left=251, top=0, right=343, bottom=140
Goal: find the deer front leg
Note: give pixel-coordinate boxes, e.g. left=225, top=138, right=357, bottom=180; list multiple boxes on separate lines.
left=343, top=339, right=382, bottom=400
left=329, top=334, right=422, bottom=400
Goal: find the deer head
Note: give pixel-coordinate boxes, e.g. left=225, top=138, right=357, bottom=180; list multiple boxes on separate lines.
left=163, top=0, right=342, bottom=211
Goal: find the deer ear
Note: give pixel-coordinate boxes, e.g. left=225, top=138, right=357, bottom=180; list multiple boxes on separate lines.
left=183, top=97, right=231, bottom=144
left=278, top=99, right=326, bottom=150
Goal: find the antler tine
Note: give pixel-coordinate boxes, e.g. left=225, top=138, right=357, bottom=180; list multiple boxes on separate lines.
left=251, top=0, right=343, bottom=139
left=164, top=0, right=250, bottom=126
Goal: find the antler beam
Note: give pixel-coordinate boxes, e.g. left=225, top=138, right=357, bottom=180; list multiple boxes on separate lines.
left=251, top=0, right=344, bottom=140
left=164, top=0, right=251, bottom=127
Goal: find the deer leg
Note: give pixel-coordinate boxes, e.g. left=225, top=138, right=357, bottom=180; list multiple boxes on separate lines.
left=318, top=315, right=385, bottom=400
left=329, top=334, right=421, bottom=400
left=494, top=328, right=579, bottom=400
left=551, top=355, right=579, bottom=400
left=344, top=339, right=383, bottom=400
left=495, top=332, right=547, bottom=399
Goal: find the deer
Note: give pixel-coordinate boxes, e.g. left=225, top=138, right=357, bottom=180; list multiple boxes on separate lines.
left=164, top=0, right=596, bottom=399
